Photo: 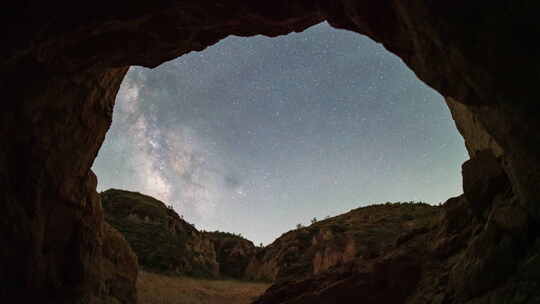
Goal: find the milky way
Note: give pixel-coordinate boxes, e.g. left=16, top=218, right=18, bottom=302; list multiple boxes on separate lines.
left=92, top=22, right=468, bottom=245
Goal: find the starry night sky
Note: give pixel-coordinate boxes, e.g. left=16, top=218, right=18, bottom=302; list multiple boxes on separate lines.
left=92, top=22, right=468, bottom=245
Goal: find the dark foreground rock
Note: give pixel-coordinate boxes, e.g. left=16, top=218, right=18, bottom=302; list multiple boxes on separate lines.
left=99, top=222, right=139, bottom=304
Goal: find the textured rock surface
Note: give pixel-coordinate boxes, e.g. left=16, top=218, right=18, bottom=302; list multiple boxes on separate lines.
left=246, top=203, right=438, bottom=283
left=251, top=203, right=441, bottom=304
left=255, top=154, right=540, bottom=304
left=445, top=97, right=504, bottom=158
left=203, top=231, right=260, bottom=279
left=462, top=150, right=510, bottom=217
left=102, top=189, right=257, bottom=280
left=2, top=1, right=540, bottom=303
left=99, top=222, right=138, bottom=304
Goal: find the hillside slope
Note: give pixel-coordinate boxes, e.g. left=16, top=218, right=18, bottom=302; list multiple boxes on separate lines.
left=254, top=151, right=540, bottom=303
left=246, top=202, right=439, bottom=283
left=102, top=189, right=442, bottom=286
left=101, top=189, right=257, bottom=279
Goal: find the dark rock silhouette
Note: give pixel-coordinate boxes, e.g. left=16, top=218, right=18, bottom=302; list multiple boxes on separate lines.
left=100, top=222, right=139, bottom=304
left=1, top=1, right=540, bottom=303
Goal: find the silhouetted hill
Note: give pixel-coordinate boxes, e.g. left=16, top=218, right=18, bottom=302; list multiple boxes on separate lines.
left=101, top=189, right=257, bottom=279
left=101, top=188, right=440, bottom=287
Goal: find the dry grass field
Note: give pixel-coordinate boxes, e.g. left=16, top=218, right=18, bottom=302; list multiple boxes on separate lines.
left=137, top=271, right=271, bottom=304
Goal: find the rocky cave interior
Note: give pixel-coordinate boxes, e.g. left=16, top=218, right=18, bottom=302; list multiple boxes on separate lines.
left=2, top=1, right=540, bottom=303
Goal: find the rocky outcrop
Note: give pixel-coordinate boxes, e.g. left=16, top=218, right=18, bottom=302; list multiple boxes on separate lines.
left=2, top=1, right=540, bottom=303
left=461, top=150, right=510, bottom=217
left=101, top=189, right=257, bottom=280
left=99, top=222, right=138, bottom=304
left=445, top=98, right=504, bottom=158
left=203, top=231, right=260, bottom=279
left=255, top=150, right=540, bottom=304
left=246, top=203, right=438, bottom=283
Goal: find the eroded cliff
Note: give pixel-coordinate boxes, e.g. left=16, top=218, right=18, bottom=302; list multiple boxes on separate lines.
left=254, top=150, right=540, bottom=304
left=101, top=189, right=258, bottom=280
left=246, top=203, right=438, bottom=283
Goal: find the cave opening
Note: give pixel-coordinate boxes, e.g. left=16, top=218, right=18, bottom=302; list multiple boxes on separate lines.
left=5, top=3, right=539, bottom=303
left=92, top=22, right=468, bottom=246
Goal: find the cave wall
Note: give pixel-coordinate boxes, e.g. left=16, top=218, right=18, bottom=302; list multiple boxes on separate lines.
left=2, top=1, right=539, bottom=302
left=1, top=61, right=129, bottom=302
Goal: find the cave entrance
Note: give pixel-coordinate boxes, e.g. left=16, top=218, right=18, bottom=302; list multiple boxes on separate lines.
left=92, top=22, right=468, bottom=246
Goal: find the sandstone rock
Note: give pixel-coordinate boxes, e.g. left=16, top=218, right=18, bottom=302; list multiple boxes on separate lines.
left=203, top=231, right=260, bottom=279
left=462, top=149, right=510, bottom=217
left=489, top=198, right=529, bottom=236
left=254, top=230, right=428, bottom=304
left=256, top=194, right=540, bottom=304
left=446, top=97, right=504, bottom=158
left=247, top=202, right=439, bottom=283
left=449, top=221, right=516, bottom=299
left=99, top=222, right=138, bottom=304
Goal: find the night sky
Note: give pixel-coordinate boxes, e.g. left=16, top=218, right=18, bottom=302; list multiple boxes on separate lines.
left=92, top=22, right=468, bottom=245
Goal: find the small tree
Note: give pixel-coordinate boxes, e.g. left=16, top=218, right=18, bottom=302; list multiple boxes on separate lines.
left=311, top=217, right=318, bottom=225
left=296, top=223, right=303, bottom=229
